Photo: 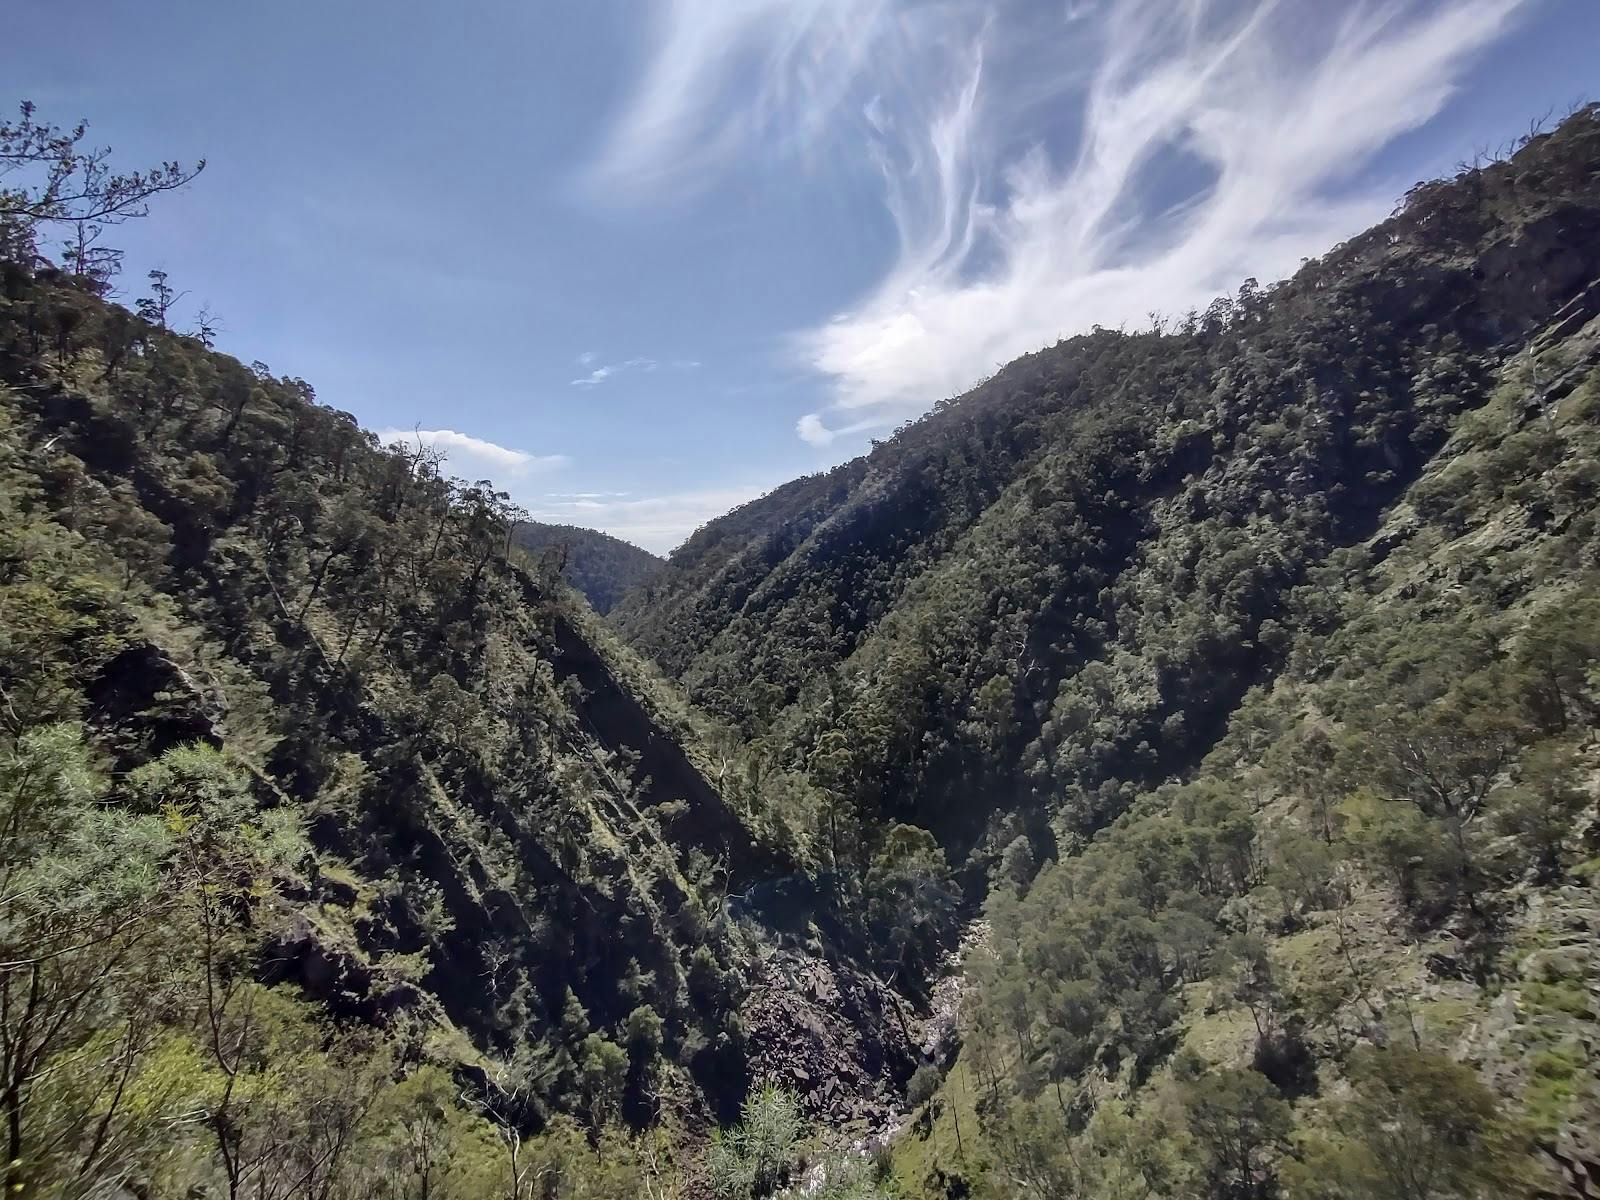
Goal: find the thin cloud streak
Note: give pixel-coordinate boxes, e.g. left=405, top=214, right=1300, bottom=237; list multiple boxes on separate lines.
left=796, top=412, right=880, bottom=447
left=583, top=0, right=898, bottom=197
left=570, top=357, right=701, bottom=386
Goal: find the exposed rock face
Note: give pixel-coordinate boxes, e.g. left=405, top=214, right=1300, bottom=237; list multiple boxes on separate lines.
left=741, top=920, right=992, bottom=1138
left=87, top=641, right=226, bottom=768
left=919, top=921, right=990, bottom=1066
left=744, top=949, right=917, bottom=1129
left=265, top=914, right=431, bottom=1027
left=549, top=612, right=780, bottom=885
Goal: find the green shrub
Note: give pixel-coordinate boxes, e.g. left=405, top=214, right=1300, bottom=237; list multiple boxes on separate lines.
left=706, top=1086, right=802, bottom=1199
left=906, top=1064, right=942, bottom=1109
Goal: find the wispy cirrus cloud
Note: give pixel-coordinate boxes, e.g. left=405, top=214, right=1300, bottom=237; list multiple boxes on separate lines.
left=571, top=356, right=702, bottom=387
left=583, top=0, right=899, bottom=197
left=801, top=0, right=1530, bottom=434
left=587, top=0, right=1531, bottom=442
left=375, top=427, right=569, bottom=479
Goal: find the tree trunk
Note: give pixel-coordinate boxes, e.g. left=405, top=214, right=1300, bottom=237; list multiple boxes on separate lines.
left=298, top=547, right=341, bottom=622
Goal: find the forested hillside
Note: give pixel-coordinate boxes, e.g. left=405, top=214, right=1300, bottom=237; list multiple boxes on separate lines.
left=0, top=105, right=854, bottom=1189
left=952, top=301, right=1600, bottom=1199
left=615, top=108, right=1600, bottom=864
left=616, top=108, right=1600, bottom=1199
left=512, top=520, right=662, bottom=614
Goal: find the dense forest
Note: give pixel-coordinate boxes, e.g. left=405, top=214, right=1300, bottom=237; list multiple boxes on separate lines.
left=3, top=90, right=1600, bottom=1200
left=619, top=106, right=1600, bottom=1199
left=511, top=521, right=662, bottom=615
left=0, top=100, right=881, bottom=1198
left=615, top=107, right=1600, bottom=864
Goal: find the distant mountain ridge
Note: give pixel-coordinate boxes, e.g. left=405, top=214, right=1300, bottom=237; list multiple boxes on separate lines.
left=512, top=520, right=661, bottom=613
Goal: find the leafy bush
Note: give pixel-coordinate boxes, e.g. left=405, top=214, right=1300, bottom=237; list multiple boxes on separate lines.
left=906, top=1064, right=942, bottom=1109
left=707, top=1086, right=802, bottom=1199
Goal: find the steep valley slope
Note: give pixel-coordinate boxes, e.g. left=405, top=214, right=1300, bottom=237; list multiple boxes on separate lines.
left=615, top=108, right=1600, bottom=1198
left=2, top=101, right=1600, bottom=1200
left=614, top=107, right=1600, bottom=869
left=0, top=234, right=910, bottom=1194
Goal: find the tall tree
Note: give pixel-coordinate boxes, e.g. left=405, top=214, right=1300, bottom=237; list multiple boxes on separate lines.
left=0, top=100, right=203, bottom=274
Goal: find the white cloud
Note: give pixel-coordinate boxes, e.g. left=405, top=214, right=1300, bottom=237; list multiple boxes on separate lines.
left=529, top=483, right=780, bottom=554
left=588, top=0, right=1530, bottom=438
left=796, top=413, right=833, bottom=446
left=570, top=356, right=701, bottom=386
left=584, top=0, right=899, bottom=197
left=796, top=412, right=880, bottom=446
left=806, top=0, right=1529, bottom=423
left=375, top=427, right=569, bottom=480
left=577, top=350, right=598, bottom=366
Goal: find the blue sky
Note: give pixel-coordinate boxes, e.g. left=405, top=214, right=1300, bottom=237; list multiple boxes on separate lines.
left=6, top=0, right=1597, bottom=551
